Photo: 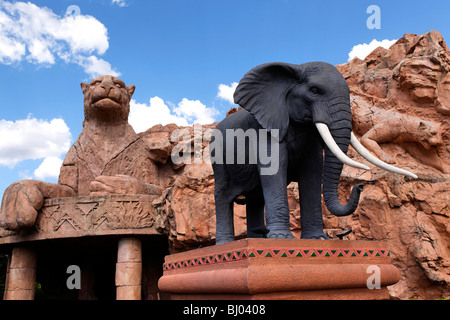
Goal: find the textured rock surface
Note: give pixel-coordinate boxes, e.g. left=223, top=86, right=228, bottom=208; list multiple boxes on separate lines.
left=334, top=30, right=450, bottom=300
left=148, top=31, right=449, bottom=300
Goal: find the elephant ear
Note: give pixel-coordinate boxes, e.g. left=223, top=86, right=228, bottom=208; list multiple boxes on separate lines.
left=233, top=62, right=302, bottom=140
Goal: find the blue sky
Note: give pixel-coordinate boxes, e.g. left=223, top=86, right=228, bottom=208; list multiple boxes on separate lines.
left=1, top=0, right=450, bottom=195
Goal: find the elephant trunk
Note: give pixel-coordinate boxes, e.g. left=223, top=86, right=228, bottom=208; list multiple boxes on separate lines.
left=317, top=103, right=364, bottom=217
left=322, top=143, right=364, bottom=217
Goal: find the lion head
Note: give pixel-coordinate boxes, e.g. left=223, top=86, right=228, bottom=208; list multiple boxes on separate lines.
left=81, top=75, right=135, bottom=125
left=417, top=120, right=443, bottom=150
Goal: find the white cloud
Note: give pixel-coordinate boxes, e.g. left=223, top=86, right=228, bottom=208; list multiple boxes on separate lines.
left=33, top=156, right=63, bottom=180
left=0, top=1, right=117, bottom=77
left=348, top=39, right=397, bottom=61
left=129, top=97, right=189, bottom=133
left=174, top=98, right=217, bottom=124
left=55, top=14, right=109, bottom=55
left=0, top=116, right=72, bottom=168
left=217, top=82, right=238, bottom=104
left=77, top=55, right=120, bottom=78
left=0, top=34, right=26, bottom=64
left=129, top=97, right=218, bottom=133
left=112, top=0, right=128, bottom=7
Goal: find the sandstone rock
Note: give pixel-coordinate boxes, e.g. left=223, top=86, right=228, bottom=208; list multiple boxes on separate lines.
left=138, top=124, right=181, bottom=164
left=150, top=123, right=247, bottom=252
left=335, top=30, right=450, bottom=299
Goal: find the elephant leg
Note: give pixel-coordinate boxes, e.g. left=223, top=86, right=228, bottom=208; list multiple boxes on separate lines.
left=212, top=162, right=236, bottom=244
left=259, top=144, right=294, bottom=239
left=214, top=197, right=235, bottom=244
left=298, top=141, right=328, bottom=239
left=245, top=191, right=266, bottom=238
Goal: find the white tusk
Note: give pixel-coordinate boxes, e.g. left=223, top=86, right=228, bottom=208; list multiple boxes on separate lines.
left=350, top=132, right=418, bottom=179
left=315, top=123, right=370, bottom=171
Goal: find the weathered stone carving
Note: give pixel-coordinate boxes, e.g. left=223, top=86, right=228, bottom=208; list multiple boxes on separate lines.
left=105, top=197, right=155, bottom=229
left=0, top=195, right=159, bottom=244
left=0, top=75, right=162, bottom=232
left=352, top=99, right=444, bottom=166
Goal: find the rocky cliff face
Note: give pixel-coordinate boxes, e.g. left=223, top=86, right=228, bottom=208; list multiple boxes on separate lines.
left=143, top=31, right=449, bottom=300
left=336, top=30, right=449, bottom=300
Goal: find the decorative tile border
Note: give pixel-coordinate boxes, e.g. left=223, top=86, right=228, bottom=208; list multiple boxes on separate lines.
left=163, top=247, right=390, bottom=271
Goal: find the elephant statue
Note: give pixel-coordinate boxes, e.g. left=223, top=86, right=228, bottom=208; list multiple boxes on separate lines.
left=211, top=62, right=417, bottom=244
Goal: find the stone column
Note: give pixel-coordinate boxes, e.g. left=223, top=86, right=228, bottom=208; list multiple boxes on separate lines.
left=4, top=247, right=37, bottom=300
left=116, top=238, right=142, bottom=300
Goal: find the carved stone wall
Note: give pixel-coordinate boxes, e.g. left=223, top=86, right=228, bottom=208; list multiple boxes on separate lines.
left=0, top=194, right=161, bottom=244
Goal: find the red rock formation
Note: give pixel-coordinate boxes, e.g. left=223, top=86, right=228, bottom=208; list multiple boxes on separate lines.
left=335, top=30, right=450, bottom=300
left=145, top=31, right=449, bottom=300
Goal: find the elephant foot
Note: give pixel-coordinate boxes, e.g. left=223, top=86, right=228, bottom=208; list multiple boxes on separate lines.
left=301, top=231, right=329, bottom=240
left=266, top=229, right=295, bottom=239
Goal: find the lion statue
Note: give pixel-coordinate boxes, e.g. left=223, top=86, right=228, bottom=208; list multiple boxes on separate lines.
left=0, top=75, right=161, bottom=231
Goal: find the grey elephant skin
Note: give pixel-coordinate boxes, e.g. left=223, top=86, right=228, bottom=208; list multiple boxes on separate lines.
left=211, top=61, right=416, bottom=244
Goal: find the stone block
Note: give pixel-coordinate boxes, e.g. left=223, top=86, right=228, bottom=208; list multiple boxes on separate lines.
left=158, top=239, right=400, bottom=300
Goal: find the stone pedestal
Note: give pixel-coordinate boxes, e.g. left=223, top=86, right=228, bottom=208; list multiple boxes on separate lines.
left=158, top=239, right=400, bottom=300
